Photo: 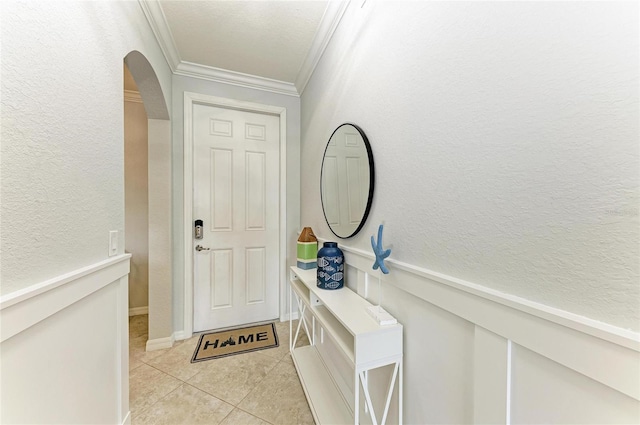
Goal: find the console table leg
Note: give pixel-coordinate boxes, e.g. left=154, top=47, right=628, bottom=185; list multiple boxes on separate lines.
left=360, top=371, right=380, bottom=425
left=355, top=373, right=360, bottom=425
left=292, top=303, right=306, bottom=348
left=380, top=362, right=400, bottom=425
left=399, top=361, right=403, bottom=425
left=289, top=285, right=293, bottom=351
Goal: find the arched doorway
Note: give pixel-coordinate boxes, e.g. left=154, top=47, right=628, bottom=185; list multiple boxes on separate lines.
left=124, top=51, right=173, bottom=350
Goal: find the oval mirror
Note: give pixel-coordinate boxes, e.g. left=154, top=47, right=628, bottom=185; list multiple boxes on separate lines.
left=320, top=123, right=375, bottom=239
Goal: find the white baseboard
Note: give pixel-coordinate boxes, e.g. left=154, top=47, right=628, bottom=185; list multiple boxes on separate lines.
left=128, top=306, right=148, bottom=316
left=1, top=255, right=131, bottom=342
left=281, top=311, right=299, bottom=322
left=146, top=334, right=175, bottom=351
left=173, top=330, right=187, bottom=341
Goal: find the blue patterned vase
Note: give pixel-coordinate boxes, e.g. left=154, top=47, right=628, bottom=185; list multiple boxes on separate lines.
left=317, top=242, right=344, bottom=290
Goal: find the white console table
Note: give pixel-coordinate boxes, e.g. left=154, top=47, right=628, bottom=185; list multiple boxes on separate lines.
left=288, top=266, right=403, bottom=425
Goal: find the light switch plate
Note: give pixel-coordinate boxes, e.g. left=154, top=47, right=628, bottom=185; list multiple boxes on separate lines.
left=109, top=230, right=118, bottom=257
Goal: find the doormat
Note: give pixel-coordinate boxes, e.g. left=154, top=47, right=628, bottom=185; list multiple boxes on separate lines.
left=191, top=323, right=279, bottom=363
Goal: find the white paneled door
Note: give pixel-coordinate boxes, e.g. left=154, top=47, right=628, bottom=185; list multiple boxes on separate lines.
left=193, top=104, right=280, bottom=332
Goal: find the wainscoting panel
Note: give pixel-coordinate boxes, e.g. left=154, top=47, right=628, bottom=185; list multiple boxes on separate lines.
left=0, top=255, right=131, bottom=425
left=511, top=343, right=639, bottom=424
left=325, top=240, right=639, bottom=424
left=473, top=327, right=509, bottom=424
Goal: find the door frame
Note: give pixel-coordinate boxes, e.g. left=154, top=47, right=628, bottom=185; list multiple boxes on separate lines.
left=183, top=91, right=287, bottom=338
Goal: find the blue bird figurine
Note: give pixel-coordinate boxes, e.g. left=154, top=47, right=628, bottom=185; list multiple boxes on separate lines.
left=371, top=224, right=391, bottom=274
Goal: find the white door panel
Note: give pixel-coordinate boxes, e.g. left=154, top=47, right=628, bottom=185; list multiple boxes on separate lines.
left=193, top=104, right=279, bottom=332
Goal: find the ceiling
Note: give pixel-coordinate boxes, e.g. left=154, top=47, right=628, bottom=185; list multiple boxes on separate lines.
left=141, top=1, right=349, bottom=96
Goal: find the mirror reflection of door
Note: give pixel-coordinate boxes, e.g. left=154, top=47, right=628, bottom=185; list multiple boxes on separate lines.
left=321, top=124, right=374, bottom=238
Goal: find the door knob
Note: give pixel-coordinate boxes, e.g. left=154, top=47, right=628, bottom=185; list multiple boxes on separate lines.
left=195, top=245, right=210, bottom=252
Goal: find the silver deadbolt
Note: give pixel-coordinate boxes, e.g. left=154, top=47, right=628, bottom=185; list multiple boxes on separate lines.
left=195, top=245, right=210, bottom=252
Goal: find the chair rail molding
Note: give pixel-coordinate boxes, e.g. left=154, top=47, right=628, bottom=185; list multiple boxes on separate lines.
left=1, top=254, right=132, bottom=341
left=124, top=89, right=143, bottom=104
left=0, top=255, right=131, bottom=424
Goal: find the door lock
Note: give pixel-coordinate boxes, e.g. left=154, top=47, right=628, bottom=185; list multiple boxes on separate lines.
left=195, top=245, right=210, bottom=252
left=194, top=219, right=204, bottom=239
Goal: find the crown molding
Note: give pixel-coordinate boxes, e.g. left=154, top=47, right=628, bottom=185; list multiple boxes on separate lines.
left=295, top=1, right=350, bottom=96
left=138, top=0, right=181, bottom=71
left=138, top=0, right=347, bottom=97
left=124, top=89, right=143, bottom=103
left=175, top=62, right=299, bottom=97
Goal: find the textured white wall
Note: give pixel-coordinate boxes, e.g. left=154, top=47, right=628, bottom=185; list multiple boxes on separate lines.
left=301, top=1, right=639, bottom=330
left=148, top=118, right=173, bottom=341
left=171, top=75, right=301, bottom=333
left=0, top=1, right=172, bottom=294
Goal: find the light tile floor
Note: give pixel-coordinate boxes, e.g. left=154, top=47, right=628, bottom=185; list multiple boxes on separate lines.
left=129, top=315, right=313, bottom=425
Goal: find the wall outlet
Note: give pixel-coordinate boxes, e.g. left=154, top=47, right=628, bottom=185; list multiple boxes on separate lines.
left=109, top=230, right=118, bottom=257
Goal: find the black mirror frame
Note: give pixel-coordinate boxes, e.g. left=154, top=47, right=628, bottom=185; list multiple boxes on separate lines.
left=320, top=123, right=375, bottom=239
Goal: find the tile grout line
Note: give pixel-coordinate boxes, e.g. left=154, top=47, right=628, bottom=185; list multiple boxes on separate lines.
left=130, top=373, right=184, bottom=421
left=184, top=351, right=276, bottom=406
left=144, top=361, right=191, bottom=383
left=215, top=407, right=234, bottom=425
left=129, top=325, right=186, bottom=421
left=231, top=349, right=289, bottom=408
left=232, top=405, right=277, bottom=425
left=232, top=352, right=301, bottom=424
left=181, top=382, right=238, bottom=425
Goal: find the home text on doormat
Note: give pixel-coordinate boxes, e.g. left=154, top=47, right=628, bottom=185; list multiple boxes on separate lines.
left=191, top=323, right=279, bottom=363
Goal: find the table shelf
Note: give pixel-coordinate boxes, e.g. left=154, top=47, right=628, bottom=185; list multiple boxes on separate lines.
left=289, top=266, right=403, bottom=425
left=291, top=345, right=354, bottom=425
